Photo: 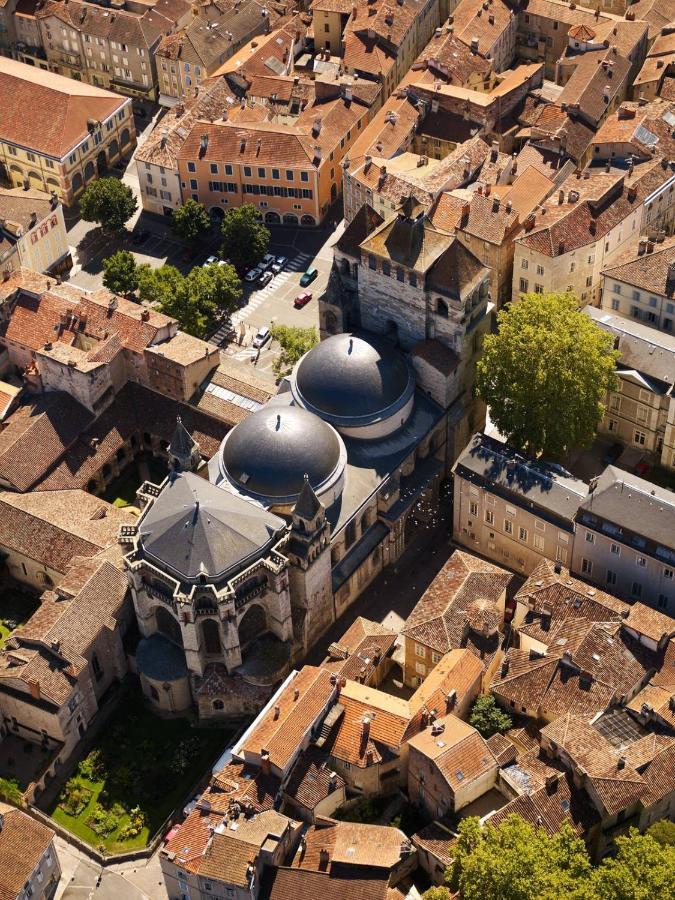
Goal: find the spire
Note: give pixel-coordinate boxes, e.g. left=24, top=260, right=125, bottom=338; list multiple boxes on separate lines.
left=169, top=416, right=200, bottom=472
left=293, top=473, right=323, bottom=521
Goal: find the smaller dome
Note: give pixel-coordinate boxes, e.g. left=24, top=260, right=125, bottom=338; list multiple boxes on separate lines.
left=465, top=597, right=501, bottom=635
left=220, top=405, right=345, bottom=501
left=136, top=634, right=188, bottom=682
left=292, top=333, right=414, bottom=428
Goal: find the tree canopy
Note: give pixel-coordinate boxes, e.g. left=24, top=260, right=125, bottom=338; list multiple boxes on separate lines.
left=270, top=325, right=318, bottom=379
left=220, top=204, right=270, bottom=272
left=449, top=815, right=591, bottom=900
left=136, top=262, right=241, bottom=337
left=102, top=250, right=139, bottom=296
left=469, top=694, right=512, bottom=739
left=646, top=819, right=675, bottom=847
left=588, top=830, right=675, bottom=900
left=79, top=177, right=137, bottom=232
left=475, top=292, right=618, bottom=458
left=171, top=199, right=212, bottom=243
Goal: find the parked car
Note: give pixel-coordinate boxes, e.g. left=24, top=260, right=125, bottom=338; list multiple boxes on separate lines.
left=259, top=271, right=273, bottom=288
left=299, top=266, right=318, bottom=287
left=271, top=255, right=288, bottom=274
left=602, top=442, right=623, bottom=466
left=252, top=326, right=271, bottom=349
left=203, top=255, right=228, bottom=267
left=245, top=267, right=262, bottom=282
left=259, top=253, right=276, bottom=271
left=294, top=290, right=313, bottom=308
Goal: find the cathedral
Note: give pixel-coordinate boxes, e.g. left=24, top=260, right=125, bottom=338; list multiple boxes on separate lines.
left=120, top=201, right=494, bottom=720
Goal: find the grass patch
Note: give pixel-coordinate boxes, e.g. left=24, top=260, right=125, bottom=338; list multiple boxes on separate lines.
left=49, top=693, right=230, bottom=853
left=102, top=453, right=167, bottom=507
left=0, top=582, right=41, bottom=647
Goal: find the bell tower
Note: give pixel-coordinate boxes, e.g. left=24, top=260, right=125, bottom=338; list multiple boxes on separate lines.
left=287, top=474, right=334, bottom=650
left=168, top=416, right=201, bottom=472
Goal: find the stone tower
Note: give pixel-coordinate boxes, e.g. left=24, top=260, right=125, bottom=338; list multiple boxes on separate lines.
left=168, top=416, right=201, bottom=472
left=286, top=474, right=334, bottom=651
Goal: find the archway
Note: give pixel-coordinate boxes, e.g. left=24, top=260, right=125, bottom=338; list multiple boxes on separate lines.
left=238, top=604, right=267, bottom=649
left=108, top=139, right=119, bottom=160
left=83, top=161, right=95, bottom=182
left=201, top=618, right=222, bottom=655
left=121, top=128, right=131, bottom=147
left=283, top=213, right=298, bottom=225
left=96, top=150, right=107, bottom=173
left=209, top=206, right=224, bottom=226
left=72, top=172, right=83, bottom=193
left=265, top=211, right=281, bottom=225
left=155, top=606, right=183, bottom=647
left=46, top=178, right=59, bottom=189
left=301, top=214, right=316, bottom=226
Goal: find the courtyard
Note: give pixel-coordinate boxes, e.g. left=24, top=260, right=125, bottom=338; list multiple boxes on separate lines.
left=47, top=693, right=231, bottom=854
left=0, top=579, right=40, bottom=646
left=102, top=452, right=168, bottom=508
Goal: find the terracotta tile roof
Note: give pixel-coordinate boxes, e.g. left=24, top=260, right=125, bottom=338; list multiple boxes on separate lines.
left=486, top=732, right=518, bottom=766
left=624, top=604, right=675, bottom=645
left=211, top=760, right=281, bottom=814
left=284, top=746, right=345, bottom=811
left=164, top=806, right=222, bottom=873
left=408, top=713, right=498, bottom=792
left=406, top=649, right=485, bottom=739
left=414, top=27, right=493, bottom=85
left=0, top=809, right=54, bottom=898
left=0, top=57, right=129, bottom=159
left=0, top=489, right=130, bottom=574
left=457, top=191, right=520, bottom=244
left=489, top=770, right=599, bottom=836
left=323, top=617, right=397, bottom=683
left=451, top=0, right=515, bottom=58
left=641, top=741, right=675, bottom=805
left=261, top=866, right=389, bottom=900
left=557, top=49, right=631, bottom=126
left=329, top=680, right=410, bottom=768
left=411, top=819, right=457, bottom=868
left=294, top=821, right=409, bottom=872
left=239, top=667, right=336, bottom=770
left=602, top=236, right=675, bottom=298
left=427, top=192, right=465, bottom=232
left=402, top=550, right=511, bottom=656
left=343, top=32, right=397, bottom=78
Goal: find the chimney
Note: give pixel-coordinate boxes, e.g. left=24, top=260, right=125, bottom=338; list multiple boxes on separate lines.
left=29, top=211, right=38, bottom=228
left=260, top=750, right=271, bottom=775
left=492, top=196, right=500, bottom=213
left=545, top=773, right=558, bottom=792
left=273, top=704, right=280, bottom=720
left=23, top=178, right=29, bottom=191
left=446, top=688, right=457, bottom=709
left=199, top=133, right=209, bottom=156
left=141, top=309, right=150, bottom=322
left=638, top=238, right=647, bottom=255
left=362, top=716, right=371, bottom=740
left=524, top=213, right=535, bottom=231
left=617, top=755, right=626, bottom=770
left=293, top=687, right=300, bottom=701
left=256, top=138, right=262, bottom=156
left=646, top=240, right=654, bottom=253
left=501, top=658, right=510, bottom=677
left=491, top=140, right=499, bottom=161
left=364, top=154, right=372, bottom=172
left=50, top=190, right=58, bottom=209
left=29, top=680, right=41, bottom=700
left=461, top=201, right=470, bottom=223
left=505, top=199, right=512, bottom=214
left=470, top=37, right=479, bottom=53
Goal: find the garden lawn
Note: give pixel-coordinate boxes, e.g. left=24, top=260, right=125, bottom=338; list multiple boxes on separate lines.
left=103, top=454, right=167, bottom=508
left=49, top=694, right=230, bottom=853
left=0, top=582, right=40, bottom=647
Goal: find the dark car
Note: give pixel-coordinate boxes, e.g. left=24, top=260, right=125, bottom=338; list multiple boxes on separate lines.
left=299, top=266, right=318, bottom=287
left=602, top=442, right=623, bottom=466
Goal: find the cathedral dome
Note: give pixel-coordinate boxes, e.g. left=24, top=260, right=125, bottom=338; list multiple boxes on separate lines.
left=218, top=405, right=346, bottom=503
left=291, top=333, right=415, bottom=435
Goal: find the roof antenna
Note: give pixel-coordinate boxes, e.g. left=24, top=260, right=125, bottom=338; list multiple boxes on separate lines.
left=276, top=413, right=281, bottom=430
left=348, top=337, right=353, bottom=354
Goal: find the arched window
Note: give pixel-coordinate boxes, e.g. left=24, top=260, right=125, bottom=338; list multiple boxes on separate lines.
left=265, top=211, right=281, bottom=224
left=108, top=139, right=119, bottom=160
left=283, top=213, right=298, bottom=225
left=238, top=604, right=266, bottom=648
left=436, top=299, right=448, bottom=318
left=155, top=606, right=183, bottom=647
left=83, top=161, right=95, bottom=182
left=121, top=128, right=131, bottom=147
left=201, top=618, right=221, bottom=655
left=301, top=214, right=315, bottom=226
left=72, top=172, right=83, bottom=193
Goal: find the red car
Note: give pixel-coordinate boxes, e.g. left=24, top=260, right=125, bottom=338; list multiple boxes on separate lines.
left=294, top=290, right=313, bottom=308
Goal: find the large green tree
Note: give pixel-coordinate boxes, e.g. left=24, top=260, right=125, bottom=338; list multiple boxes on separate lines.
left=171, top=199, right=211, bottom=243
left=475, top=292, right=618, bottom=458
left=79, top=177, right=137, bottom=232
left=102, top=250, right=139, bottom=296
left=137, top=264, right=184, bottom=308
left=588, top=830, right=675, bottom=900
left=646, top=819, right=675, bottom=847
left=220, top=204, right=270, bottom=272
left=448, top=815, right=591, bottom=900
left=270, top=325, right=318, bottom=378
left=0, top=776, right=22, bottom=806
left=188, top=262, right=242, bottom=315
left=469, top=694, right=512, bottom=739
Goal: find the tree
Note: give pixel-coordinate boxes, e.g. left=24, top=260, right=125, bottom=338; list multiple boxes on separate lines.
left=448, top=815, right=591, bottom=900
left=220, top=204, right=270, bottom=272
left=589, top=829, right=675, bottom=900
left=0, top=776, right=22, bottom=806
left=421, top=889, right=452, bottom=900
left=102, top=250, right=139, bottom=296
left=137, top=264, right=184, bottom=308
left=171, top=199, right=211, bottom=243
left=469, top=694, right=512, bottom=739
left=646, top=819, right=675, bottom=847
left=188, top=262, right=242, bottom=315
left=270, top=325, right=318, bottom=379
left=475, top=292, right=618, bottom=459
left=79, top=177, right=137, bottom=232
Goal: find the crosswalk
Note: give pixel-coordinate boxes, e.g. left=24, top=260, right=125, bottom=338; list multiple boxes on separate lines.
left=230, top=270, right=293, bottom=326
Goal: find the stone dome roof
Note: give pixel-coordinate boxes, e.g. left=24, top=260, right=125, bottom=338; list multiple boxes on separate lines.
left=292, top=333, right=415, bottom=427
left=465, top=597, right=501, bottom=635
left=220, top=405, right=344, bottom=500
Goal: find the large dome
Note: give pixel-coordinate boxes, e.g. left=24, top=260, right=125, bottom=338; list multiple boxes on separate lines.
left=219, top=405, right=345, bottom=501
left=291, top=333, right=415, bottom=429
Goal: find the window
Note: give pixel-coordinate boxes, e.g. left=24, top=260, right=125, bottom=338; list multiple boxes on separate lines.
left=504, top=519, right=513, bottom=535
left=189, top=179, right=197, bottom=190
left=485, top=510, right=494, bottom=525
left=658, top=594, right=668, bottom=610
left=581, top=558, right=593, bottom=575
left=534, top=283, right=544, bottom=293
left=631, top=581, right=643, bottom=598
left=301, top=171, right=309, bottom=182
left=634, top=430, right=646, bottom=446
left=258, top=167, right=265, bottom=178
left=521, top=259, right=528, bottom=269
left=665, top=568, right=673, bottom=580
left=469, top=501, right=478, bottom=517
left=536, top=264, right=544, bottom=276
left=636, top=556, right=646, bottom=568
left=432, top=652, right=442, bottom=664
left=397, top=267, right=404, bottom=282
left=606, top=570, right=617, bottom=586
left=518, top=527, right=528, bottom=542
left=520, top=278, right=529, bottom=292
left=533, top=534, right=545, bottom=552
left=272, top=168, right=280, bottom=180
left=210, top=163, right=218, bottom=174
left=415, top=662, right=426, bottom=676
left=610, top=543, right=620, bottom=556
left=586, top=276, right=593, bottom=287
left=415, top=643, right=426, bottom=658
left=187, top=161, right=196, bottom=173
left=611, top=298, right=620, bottom=310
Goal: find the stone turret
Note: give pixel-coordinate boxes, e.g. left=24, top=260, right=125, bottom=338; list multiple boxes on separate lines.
left=168, top=416, right=200, bottom=472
